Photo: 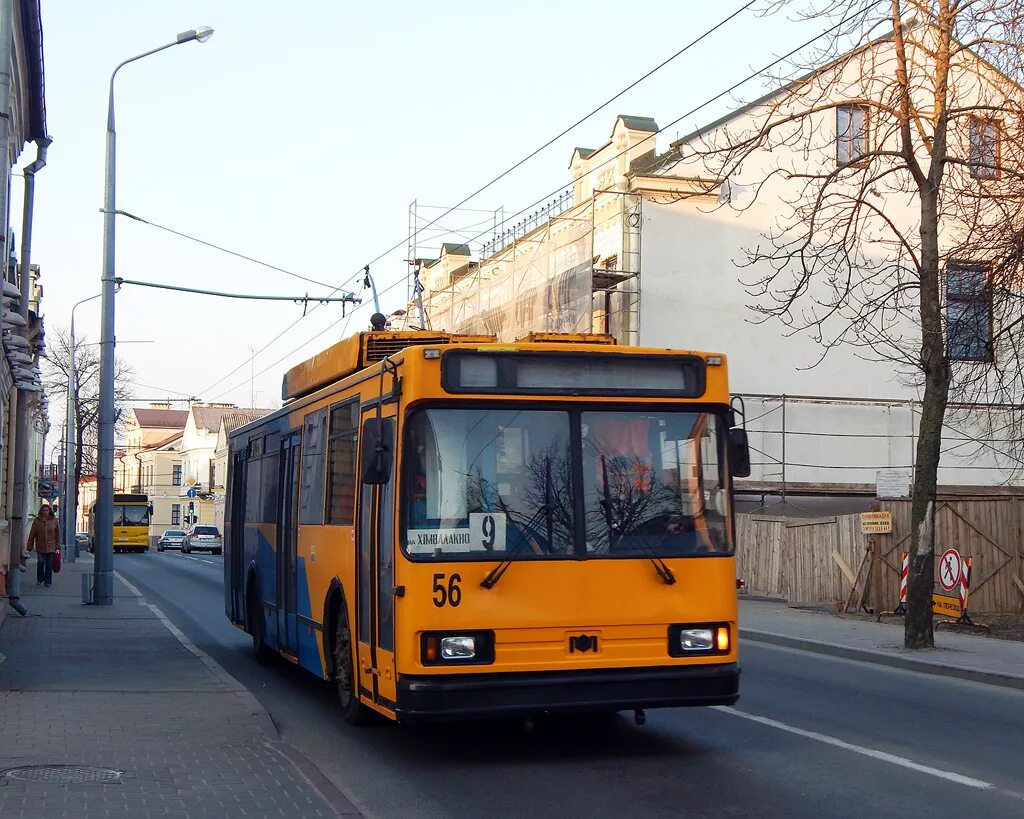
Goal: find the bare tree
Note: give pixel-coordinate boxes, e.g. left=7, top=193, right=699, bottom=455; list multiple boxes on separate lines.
left=690, top=0, right=1024, bottom=646
left=42, top=328, right=135, bottom=521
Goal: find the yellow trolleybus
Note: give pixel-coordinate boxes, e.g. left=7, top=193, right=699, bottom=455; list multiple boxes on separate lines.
left=88, top=493, right=152, bottom=553
left=225, top=330, right=750, bottom=723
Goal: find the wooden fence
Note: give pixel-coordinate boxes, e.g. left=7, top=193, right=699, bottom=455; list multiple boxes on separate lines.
left=736, top=500, right=1024, bottom=612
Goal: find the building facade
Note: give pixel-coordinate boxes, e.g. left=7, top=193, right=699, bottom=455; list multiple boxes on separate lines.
left=0, top=0, right=47, bottom=592
left=414, top=33, right=1024, bottom=503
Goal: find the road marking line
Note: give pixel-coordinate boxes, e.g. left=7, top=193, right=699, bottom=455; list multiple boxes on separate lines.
left=201, top=560, right=215, bottom=564
left=713, top=706, right=993, bottom=790
left=181, top=555, right=199, bottom=561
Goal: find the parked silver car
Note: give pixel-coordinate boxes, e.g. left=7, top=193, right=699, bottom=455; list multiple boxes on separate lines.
left=183, top=525, right=222, bottom=555
left=157, top=529, right=187, bottom=551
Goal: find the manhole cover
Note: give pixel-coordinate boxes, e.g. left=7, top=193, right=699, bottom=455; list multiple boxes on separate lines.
left=2, top=765, right=122, bottom=784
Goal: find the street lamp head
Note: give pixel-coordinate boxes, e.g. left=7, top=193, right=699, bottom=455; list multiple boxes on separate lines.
left=176, top=26, right=214, bottom=45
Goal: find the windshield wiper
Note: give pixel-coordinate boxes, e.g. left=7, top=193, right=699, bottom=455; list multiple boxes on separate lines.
left=600, top=455, right=675, bottom=585
left=479, top=505, right=547, bottom=589
left=481, top=458, right=551, bottom=590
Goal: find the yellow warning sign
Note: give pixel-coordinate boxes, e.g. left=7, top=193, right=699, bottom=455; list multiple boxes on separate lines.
left=932, top=593, right=961, bottom=617
left=860, top=511, right=893, bottom=534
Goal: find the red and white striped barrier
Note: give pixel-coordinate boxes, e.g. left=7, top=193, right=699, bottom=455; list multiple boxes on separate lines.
left=894, top=552, right=909, bottom=614
left=959, top=557, right=972, bottom=619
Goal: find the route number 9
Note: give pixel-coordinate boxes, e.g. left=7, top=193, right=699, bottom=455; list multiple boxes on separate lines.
left=481, top=515, right=496, bottom=549
left=432, top=573, right=462, bottom=608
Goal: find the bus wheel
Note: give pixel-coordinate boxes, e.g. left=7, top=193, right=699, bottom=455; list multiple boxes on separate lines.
left=248, top=589, right=275, bottom=665
left=332, top=612, right=374, bottom=725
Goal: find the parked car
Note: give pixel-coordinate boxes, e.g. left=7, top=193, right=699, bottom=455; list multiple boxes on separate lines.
left=157, top=529, right=187, bottom=552
left=183, top=525, right=222, bottom=555
left=75, top=532, right=91, bottom=552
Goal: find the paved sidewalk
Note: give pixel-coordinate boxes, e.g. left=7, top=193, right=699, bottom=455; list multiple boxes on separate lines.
left=0, top=558, right=360, bottom=818
left=740, top=597, right=1024, bottom=690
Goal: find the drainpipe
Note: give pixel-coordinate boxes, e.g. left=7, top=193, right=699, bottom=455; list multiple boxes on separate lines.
left=9, top=135, right=51, bottom=613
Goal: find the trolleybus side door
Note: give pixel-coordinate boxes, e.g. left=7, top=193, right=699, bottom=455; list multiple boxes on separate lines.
left=277, top=431, right=301, bottom=653
left=356, top=407, right=398, bottom=708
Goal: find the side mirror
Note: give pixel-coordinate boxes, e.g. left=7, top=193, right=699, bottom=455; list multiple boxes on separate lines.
left=728, top=427, right=751, bottom=478
left=361, top=418, right=394, bottom=485
left=148, top=503, right=154, bottom=516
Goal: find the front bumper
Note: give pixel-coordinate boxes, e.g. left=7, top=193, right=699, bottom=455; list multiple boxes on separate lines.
left=395, top=662, right=739, bottom=722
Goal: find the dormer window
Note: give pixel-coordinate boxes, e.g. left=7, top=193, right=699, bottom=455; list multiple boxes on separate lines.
left=836, top=104, right=869, bottom=165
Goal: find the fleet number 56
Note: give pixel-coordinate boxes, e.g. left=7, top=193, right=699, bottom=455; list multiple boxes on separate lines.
left=432, top=573, right=462, bottom=608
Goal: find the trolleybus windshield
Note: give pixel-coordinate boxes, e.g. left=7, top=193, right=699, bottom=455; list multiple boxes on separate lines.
left=404, top=407, right=731, bottom=560
left=117, top=505, right=150, bottom=527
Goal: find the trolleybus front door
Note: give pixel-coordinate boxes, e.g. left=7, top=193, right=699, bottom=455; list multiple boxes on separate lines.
left=277, top=431, right=301, bottom=654
left=356, top=408, right=398, bottom=708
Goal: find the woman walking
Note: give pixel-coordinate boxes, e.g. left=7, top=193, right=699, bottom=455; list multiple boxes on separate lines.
left=27, top=504, right=61, bottom=587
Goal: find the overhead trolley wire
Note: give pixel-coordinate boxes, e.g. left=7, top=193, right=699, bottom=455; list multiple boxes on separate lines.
left=197, top=0, right=760, bottom=394
left=206, top=3, right=862, bottom=401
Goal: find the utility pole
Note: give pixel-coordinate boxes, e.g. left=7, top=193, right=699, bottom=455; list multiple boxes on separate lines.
left=248, top=345, right=256, bottom=408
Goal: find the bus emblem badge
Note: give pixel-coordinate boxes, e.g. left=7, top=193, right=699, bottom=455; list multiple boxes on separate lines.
left=568, top=634, right=599, bottom=654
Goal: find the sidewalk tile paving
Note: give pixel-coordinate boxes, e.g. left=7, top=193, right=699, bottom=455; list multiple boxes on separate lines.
left=740, top=597, right=1024, bottom=689
left=0, top=558, right=356, bottom=818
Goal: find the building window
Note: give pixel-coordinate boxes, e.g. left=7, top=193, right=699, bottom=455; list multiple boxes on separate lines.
left=172, top=464, right=182, bottom=486
left=946, top=262, right=992, bottom=361
left=836, top=104, right=869, bottom=165
left=969, top=118, right=1000, bottom=179
left=171, top=504, right=181, bottom=526
left=327, top=400, right=360, bottom=525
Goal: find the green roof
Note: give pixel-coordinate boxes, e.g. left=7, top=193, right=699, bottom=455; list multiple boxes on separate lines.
left=573, top=147, right=596, bottom=159
left=617, top=115, right=659, bottom=132
left=441, top=243, right=471, bottom=256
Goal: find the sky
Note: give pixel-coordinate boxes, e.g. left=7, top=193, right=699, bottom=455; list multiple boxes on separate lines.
left=23, top=0, right=825, bottom=444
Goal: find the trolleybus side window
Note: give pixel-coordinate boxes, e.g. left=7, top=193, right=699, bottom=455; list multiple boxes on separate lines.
left=245, top=440, right=263, bottom=523
left=405, top=408, right=574, bottom=557
left=326, top=399, right=359, bottom=525
left=299, top=409, right=328, bottom=525
left=261, top=434, right=280, bottom=523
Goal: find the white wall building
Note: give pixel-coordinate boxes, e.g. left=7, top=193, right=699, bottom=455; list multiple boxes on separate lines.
left=415, top=32, right=1023, bottom=501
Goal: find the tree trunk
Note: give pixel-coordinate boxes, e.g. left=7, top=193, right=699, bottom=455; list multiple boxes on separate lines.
left=906, top=184, right=949, bottom=649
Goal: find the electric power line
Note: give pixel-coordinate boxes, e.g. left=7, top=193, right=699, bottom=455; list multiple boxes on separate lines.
left=117, top=209, right=340, bottom=291
left=195, top=1, right=760, bottom=392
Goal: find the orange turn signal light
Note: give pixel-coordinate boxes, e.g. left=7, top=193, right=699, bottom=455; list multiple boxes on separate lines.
left=424, top=636, right=439, bottom=662
left=716, top=627, right=730, bottom=652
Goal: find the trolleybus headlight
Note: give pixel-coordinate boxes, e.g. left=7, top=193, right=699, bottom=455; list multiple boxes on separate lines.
left=679, top=628, right=714, bottom=651
left=440, top=636, right=476, bottom=659
left=421, top=630, right=495, bottom=665
left=668, top=623, right=731, bottom=656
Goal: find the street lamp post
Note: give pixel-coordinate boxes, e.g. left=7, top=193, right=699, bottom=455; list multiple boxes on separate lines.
left=64, top=293, right=101, bottom=563
left=95, top=26, right=213, bottom=604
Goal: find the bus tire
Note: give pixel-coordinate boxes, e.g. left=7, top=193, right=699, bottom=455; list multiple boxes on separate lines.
left=248, top=587, right=275, bottom=666
left=332, top=609, right=374, bottom=725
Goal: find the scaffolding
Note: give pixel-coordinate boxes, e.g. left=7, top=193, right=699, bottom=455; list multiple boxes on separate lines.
left=421, top=190, right=638, bottom=343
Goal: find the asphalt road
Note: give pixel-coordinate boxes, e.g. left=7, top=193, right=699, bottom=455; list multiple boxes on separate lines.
left=117, top=551, right=1024, bottom=819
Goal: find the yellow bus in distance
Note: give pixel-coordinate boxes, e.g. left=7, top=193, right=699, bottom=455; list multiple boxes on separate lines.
left=225, top=330, right=750, bottom=724
left=89, top=493, right=152, bottom=553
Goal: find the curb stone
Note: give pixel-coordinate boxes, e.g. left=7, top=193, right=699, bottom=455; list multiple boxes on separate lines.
left=740, top=628, right=1024, bottom=692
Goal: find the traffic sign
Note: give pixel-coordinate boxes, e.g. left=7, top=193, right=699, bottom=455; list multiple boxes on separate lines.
left=938, top=548, right=962, bottom=591
left=186, top=488, right=197, bottom=499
